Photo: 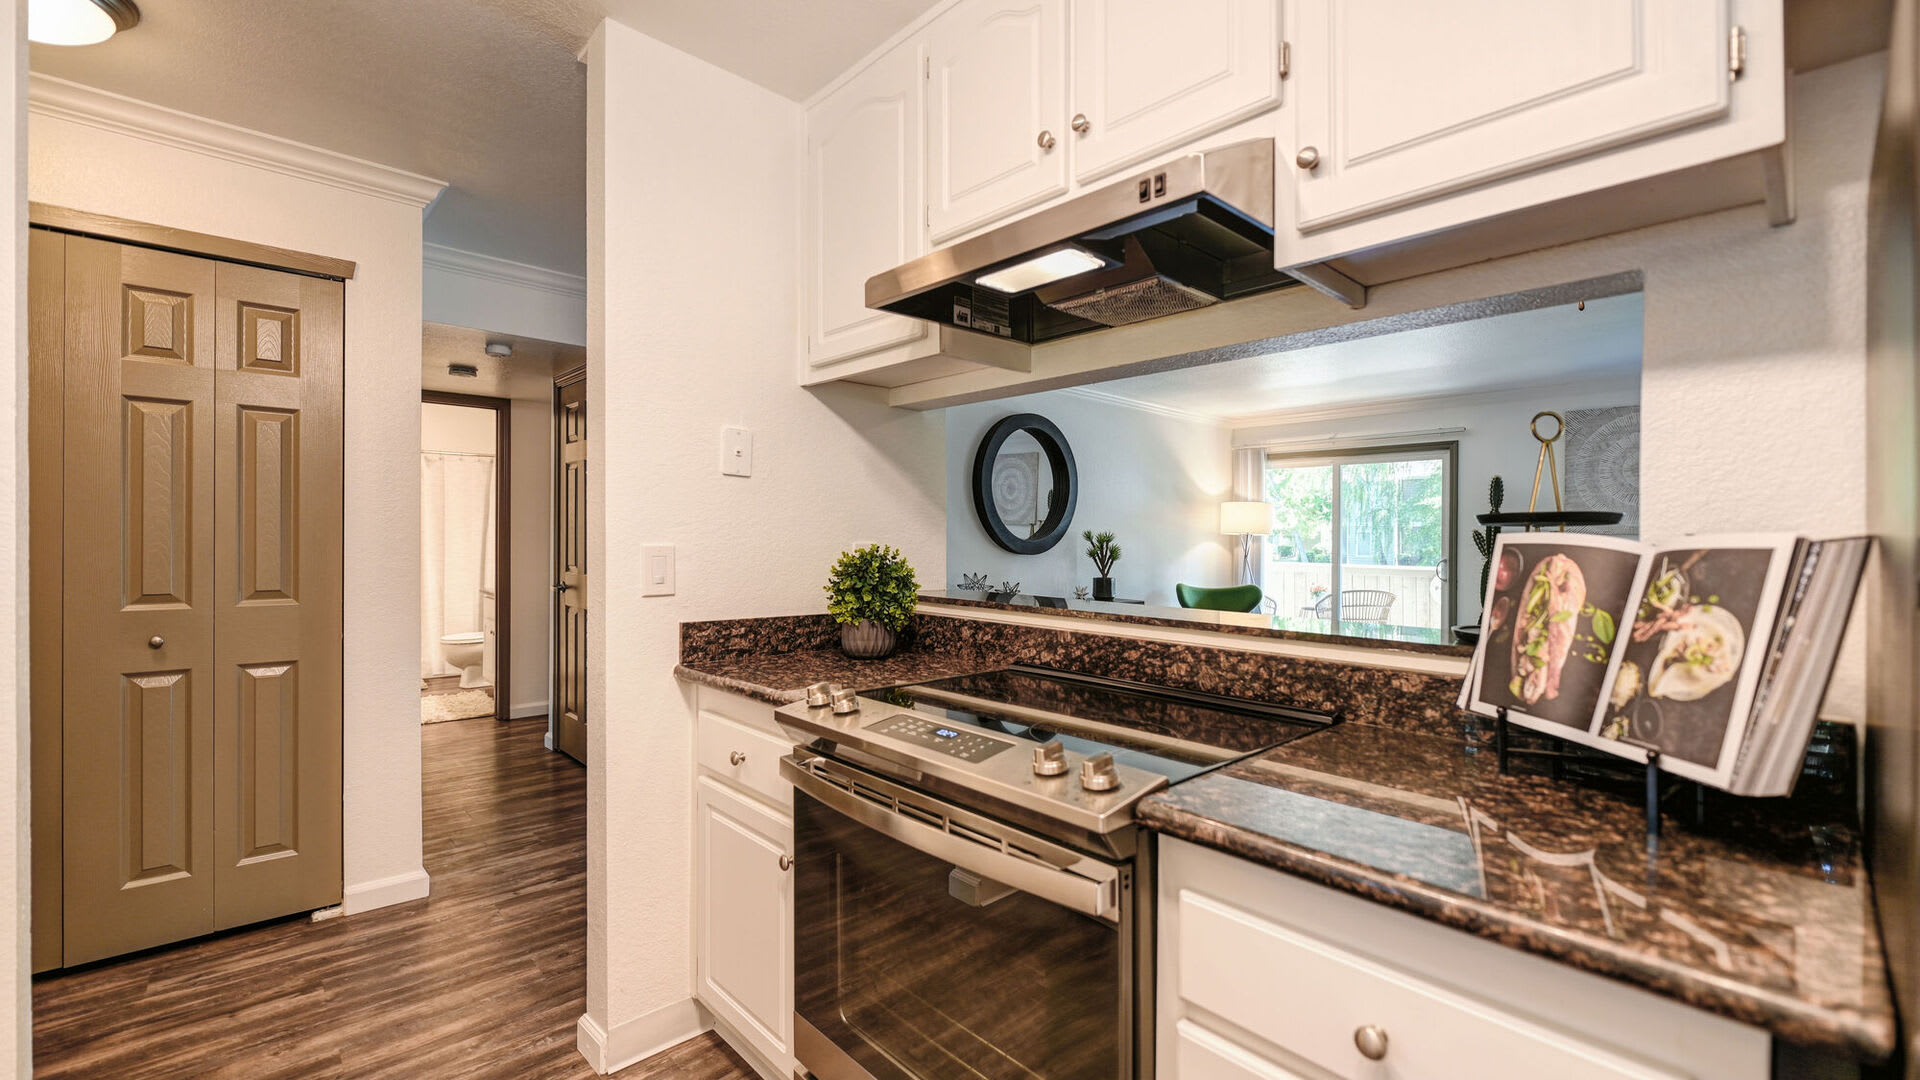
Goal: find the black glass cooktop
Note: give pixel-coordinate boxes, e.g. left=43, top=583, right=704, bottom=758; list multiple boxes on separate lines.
left=868, top=666, right=1337, bottom=786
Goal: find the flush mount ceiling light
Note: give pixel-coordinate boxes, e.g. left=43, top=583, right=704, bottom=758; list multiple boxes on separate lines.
left=974, top=246, right=1107, bottom=294
left=484, top=341, right=513, bottom=358
left=447, top=363, right=479, bottom=379
left=29, top=0, right=140, bottom=46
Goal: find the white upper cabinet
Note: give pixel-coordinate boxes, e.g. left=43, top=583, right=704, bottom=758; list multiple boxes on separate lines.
left=804, top=42, right=929, bottom=370
left=1069, top=0, right=1282, bottom=183
left=926, top=0, right=1070, bottom=242
left=1290, top=0, right=1733, bottom=232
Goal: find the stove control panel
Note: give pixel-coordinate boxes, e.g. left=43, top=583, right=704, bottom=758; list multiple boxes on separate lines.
left=866, top=712, right=1013, bottom=763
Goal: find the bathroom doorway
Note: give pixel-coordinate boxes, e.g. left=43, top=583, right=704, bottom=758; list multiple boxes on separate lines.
left=421, top=392, right=511, bottom=723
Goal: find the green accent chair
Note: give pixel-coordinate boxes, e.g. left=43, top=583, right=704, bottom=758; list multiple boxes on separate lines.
left=1175, top=583, right=1264, bottom=613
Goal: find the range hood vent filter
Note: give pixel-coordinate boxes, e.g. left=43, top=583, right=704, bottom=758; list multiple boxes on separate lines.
left=1045, top=274, right=1218, bottom=328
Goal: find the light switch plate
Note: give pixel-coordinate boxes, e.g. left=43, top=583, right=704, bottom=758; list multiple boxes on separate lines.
left=722, top=426, right=752, bottom=477
left=641, top=544, right=676, bottom=596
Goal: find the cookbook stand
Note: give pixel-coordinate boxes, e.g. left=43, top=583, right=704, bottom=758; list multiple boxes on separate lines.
left=1493, top=708, right=1687, bottom=854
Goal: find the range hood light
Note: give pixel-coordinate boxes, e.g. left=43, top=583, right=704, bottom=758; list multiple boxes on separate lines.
left=974, top=247, right=1107, bottom=295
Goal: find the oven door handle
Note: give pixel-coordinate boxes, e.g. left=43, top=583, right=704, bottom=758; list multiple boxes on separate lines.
left=782, top=755, right=1120, bottom=923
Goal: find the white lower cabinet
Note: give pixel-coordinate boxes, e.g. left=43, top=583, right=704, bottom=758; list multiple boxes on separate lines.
left=693, top=690, right=795, bottom=1080
left=1157, top=837, right=1771, bottom=1080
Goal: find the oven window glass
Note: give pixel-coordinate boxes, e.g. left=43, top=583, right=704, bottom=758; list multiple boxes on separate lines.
left=795, top=791, right=1126, bottom=1080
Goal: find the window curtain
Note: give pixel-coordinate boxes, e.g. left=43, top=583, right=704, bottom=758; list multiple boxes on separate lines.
left=421, top=452, right=497, bottom=676
left=1233, top=446, right=1267, bottom=587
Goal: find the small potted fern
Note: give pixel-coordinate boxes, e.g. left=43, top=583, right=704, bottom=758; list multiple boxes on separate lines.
left=1083, top=529, right=1122, bottom=601
left=824, top=544, right=919, bottom=659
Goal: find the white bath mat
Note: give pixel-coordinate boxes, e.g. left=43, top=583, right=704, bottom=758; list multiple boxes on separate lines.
left=422, top=688, right=495, bottom=724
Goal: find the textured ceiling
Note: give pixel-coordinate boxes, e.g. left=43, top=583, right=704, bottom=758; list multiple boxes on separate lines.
left=423, top=322, right=585, bottom=401
left=1093, top=293, right=1645, bottom=421
left=31, top=0, right=941, bottom=276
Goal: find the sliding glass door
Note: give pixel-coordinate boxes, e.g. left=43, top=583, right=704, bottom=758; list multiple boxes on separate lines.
left=1264, top=444, right=1457, bottom=631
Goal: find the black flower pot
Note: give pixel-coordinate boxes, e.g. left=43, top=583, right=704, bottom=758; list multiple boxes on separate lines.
left=840, top=620, right=899, bottom=659
left=1092, top=576, right=1114, bottom=602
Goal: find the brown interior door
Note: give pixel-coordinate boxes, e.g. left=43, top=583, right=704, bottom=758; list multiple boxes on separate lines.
left=553, top=372, right=587, bottom=764
left=60, top=237, right=220, bottom=964
left=30, top=228, right=66, bottom=972
left=211, top=262, right=344, bottom=930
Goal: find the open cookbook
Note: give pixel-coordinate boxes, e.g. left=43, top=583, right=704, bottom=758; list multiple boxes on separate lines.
left=1457, top=532, right=1870, bottom=795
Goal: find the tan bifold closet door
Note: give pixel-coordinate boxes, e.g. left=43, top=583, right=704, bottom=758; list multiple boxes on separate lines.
left=211, top=262, right=343, bottom=930
left=61, top=238, right=220, bottom=964
left=552, top=372, right=587, bottom=764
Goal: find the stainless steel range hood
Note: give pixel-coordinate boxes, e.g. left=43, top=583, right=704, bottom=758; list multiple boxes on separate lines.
left=866, top=139, right=1316, bottom=346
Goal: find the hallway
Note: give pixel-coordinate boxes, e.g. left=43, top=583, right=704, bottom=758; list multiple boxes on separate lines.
left=31, top=717, right=750, bottom=1079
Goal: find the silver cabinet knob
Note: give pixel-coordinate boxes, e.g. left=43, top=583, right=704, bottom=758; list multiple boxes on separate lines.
left=778, top=854, right=793, bottom=871
left=1354, top=1025, right=1388, bottom=1060
left=729, top=750, right=746, bottom=766
left=1296, top=146, right=1321, bottom=170
left=148, top=636, right=165, bottom=649
left=805, top=681, right=835, bottom=707
left=1079, top=751, right=1120, bottom=792
left=830, top=686, right=860, bottom=715
left=1071, top=112, right=1090, bottom=134
left=1037, top=129, right=1056, bottom=150
left=1032, top=740, right=1067, bottom=776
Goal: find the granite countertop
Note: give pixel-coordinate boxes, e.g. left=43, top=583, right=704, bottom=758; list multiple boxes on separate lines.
left=674, top=647, right=1011, bottom=705
left=920, top=590, right=1474, bottom=658
left=1136, top=723, right=1895, bottom=1060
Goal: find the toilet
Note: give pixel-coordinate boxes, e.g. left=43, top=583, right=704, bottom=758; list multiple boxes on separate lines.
left=439, top=631, right=488, bottom=688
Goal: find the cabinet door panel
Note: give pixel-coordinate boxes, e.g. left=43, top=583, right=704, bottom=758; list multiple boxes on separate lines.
left=212, top=262, right=343, bottom=931
left=926, top=0, right=1069, bottom=241
left=806, top=43, right=930, bottom=367
left=1071, top=0, right=1281, bottom=182
left=1293, top=0, right=1730, bottom=230
left=696, top=778, right=794, bottom=1069
left=61, top=239, right=219, bottom=965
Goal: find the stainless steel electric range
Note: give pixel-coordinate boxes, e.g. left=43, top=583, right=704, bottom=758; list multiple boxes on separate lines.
left=774, top=666, right=1336, bottom=1080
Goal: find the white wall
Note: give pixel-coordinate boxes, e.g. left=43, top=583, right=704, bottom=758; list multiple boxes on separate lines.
left=28, top=92, right=443, bottom=914
left=422, top=400, right=497, bottom=453
left=508, top=397, right=551, bottom=719
left=2, top=1, right=25, bottom=1072
left=583, top=17, right=946, bottom=1072
left=946, top=390, right=1232, bottom=605
left=1232, top=378, right=1642, bottom=622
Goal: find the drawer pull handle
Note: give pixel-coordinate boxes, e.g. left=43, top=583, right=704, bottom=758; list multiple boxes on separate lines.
left=778, top=855, right=794, bottom=871
left=729, top=750, right=747, bottom=766
left=1296, top=145, right=1321, bottom=170
left=1354, top=1025, right=1389, bottom=1061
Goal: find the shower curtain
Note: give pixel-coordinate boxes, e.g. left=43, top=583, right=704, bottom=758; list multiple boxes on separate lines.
left=421, top=452, right=497, bottom=677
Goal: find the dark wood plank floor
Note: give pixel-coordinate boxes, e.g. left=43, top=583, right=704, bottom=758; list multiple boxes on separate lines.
left=33, top=716, right=755, bottom=1080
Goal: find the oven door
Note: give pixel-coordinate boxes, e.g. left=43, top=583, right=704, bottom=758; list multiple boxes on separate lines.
left=783, top=753, right=1135, bottom=1080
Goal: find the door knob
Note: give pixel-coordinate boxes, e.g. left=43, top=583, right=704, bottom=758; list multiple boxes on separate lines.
left=729, top=750, right=747, bottom=766
left=554, top=581, right=571, bottom=592
left=1353, top=1025, right=1389, bottom=1060
left=148, top=636, right=164, bottom=649
left=1071, top=113, right=1090, bottom=134
left=1296, top=146, right=1321, bottom=170
left=1037, top=129, right=1056, bottom=150
left=778, top=854, right=794, bottom=871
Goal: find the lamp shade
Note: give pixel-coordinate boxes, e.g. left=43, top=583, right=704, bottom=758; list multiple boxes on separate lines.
left=1219, top=501, right=1272, bottom=536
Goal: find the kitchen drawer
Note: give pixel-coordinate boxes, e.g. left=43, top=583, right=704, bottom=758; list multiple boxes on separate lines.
left=1174, top=1019, right=1307, bottom=1080
left=1175, top=888, right=1683, bottom=1080
left=697, top=711, right=795, bottom=811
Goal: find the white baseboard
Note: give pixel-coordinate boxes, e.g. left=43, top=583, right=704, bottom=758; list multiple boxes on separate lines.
left=544, top=730, right=554, bottom=750
left=575, top=998, right=705, bottom=1075
left=341, top=867, right=431, bottom=915
left=510, top=700, right=548, bottom=720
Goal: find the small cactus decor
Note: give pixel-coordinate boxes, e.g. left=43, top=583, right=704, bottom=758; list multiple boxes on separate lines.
left=1470, top=476, right=1506, bottom=605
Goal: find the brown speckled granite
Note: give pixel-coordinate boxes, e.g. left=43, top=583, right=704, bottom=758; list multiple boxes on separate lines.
left=1137, top=723, right=1895, bottom=1060
left=922, top=590, right=1476, bottom=657
left=673, top=649, right=1010, bottom=706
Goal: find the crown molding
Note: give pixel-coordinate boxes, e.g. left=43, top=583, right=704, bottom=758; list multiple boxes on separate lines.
left=28, top=74, right=447, bottom=210
left=1056, top=385, right=1221, bottom=426
left=424, top=242, right=587, bottom=300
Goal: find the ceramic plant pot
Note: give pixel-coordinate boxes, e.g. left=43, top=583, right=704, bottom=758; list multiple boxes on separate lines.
left=1092, top=576, right=1115, bottom=601
left=840, top=620, right=900, bottom=659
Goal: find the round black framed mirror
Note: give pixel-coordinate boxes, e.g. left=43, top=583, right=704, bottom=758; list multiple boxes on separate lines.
left=972, top=413, right=1078, bottom=554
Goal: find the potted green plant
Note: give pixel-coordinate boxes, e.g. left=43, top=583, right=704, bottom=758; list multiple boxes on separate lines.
left=1083, top=529, right=1122, bottom=601
left=824, top=544, right=919, bottom=659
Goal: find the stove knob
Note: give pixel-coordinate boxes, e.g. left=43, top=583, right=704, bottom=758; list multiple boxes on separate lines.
left=829, top=686, right=860, bottom=716
left=1032, top=740, right=1068, bottom=776
left=1079, top=751, right=1121, bottom=792
left=805, top=681, right=835, bottom=707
